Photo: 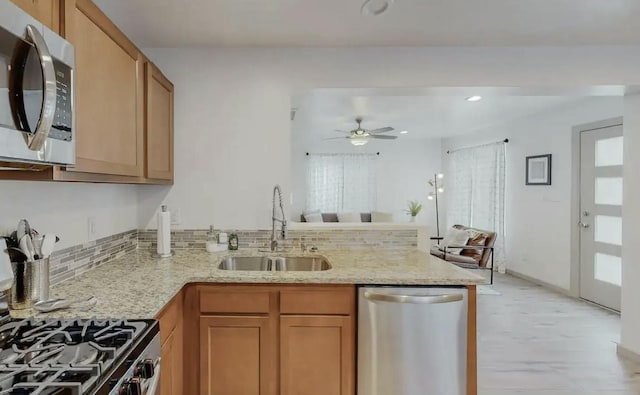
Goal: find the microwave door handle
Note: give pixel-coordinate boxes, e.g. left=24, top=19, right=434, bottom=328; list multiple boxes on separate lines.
left=24, top=25, right=57, bottom=151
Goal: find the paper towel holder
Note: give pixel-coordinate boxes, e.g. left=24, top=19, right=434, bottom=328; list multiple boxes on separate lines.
left=151, top=250, right=175, bottom=258
left=152, top=205, right=175, bottom=258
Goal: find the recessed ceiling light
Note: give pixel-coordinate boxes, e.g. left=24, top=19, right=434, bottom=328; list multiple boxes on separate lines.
left=400, top=131, right=409, bottom=134
left=466, top=96, right=483, bottom=102
left=361, top=0, right=394, bottom=16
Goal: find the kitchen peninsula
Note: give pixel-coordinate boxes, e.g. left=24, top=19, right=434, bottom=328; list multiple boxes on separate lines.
left=13, top=247, right=485, bottom=395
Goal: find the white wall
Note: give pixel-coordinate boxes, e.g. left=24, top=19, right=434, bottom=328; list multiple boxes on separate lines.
left=140, top=46, right=640, bottom=230
left=442, top=97, right=623, bottom=290
left=621, top=93, right=640, bottom=355
left=0, top=182, right=138, bottom=249
left=290, top=137, right=442, bottom=226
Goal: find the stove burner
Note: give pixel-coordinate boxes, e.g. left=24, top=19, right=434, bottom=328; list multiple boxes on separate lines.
left=0, top=319, right=150, bottom=395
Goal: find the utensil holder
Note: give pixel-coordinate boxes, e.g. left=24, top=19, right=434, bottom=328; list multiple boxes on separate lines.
left=9, top=258, right=50, bottom=310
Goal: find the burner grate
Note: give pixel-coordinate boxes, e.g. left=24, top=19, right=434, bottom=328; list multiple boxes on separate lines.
left=0, top=319, right=149, bottom=394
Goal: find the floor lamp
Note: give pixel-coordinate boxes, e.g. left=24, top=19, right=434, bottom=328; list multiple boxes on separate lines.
left=427, top=173, right=444, bottom=237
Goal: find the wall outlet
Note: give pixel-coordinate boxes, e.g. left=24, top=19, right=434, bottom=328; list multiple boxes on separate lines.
left=87, top=217, right=97, bottom=240
left=170, top=208, right=181, bottom=225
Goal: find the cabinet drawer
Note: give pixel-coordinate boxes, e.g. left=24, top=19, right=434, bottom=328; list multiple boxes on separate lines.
left=280, top=287, right=355, bottom=315
left=200, top=289, right=273, bottom=314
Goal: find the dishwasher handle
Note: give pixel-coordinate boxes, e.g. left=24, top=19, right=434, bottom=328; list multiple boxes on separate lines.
left=364, top=291, right=463, bottom=304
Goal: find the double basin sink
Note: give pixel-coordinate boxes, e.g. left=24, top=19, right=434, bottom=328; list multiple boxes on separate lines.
left=218, top=256, right=331, bottom=272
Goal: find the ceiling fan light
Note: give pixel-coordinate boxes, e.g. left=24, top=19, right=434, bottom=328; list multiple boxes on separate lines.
left=351, top=137, right=369, bottom=146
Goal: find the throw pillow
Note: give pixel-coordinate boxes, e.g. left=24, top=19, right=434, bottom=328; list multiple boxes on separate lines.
left=304, top=213, right=323, bottom=223
left=337, top=212, right=362, bottom=223
left=440, top=228, right=470, bottom=255
left=371, top=211, right=393, bottom=223
left=461, top=229, right=488, bottom=261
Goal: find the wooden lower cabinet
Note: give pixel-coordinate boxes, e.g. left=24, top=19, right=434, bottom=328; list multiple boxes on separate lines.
left=280, top=315, right=354, bottom=395
left=157, top=291, right=184, bottom=395
left=191, top=285, right=356, bottom=395
left=199, top=316, right=277, bottom=395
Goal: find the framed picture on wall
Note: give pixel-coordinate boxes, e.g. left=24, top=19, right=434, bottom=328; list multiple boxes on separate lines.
left=526, top=154, right=552, bottom=185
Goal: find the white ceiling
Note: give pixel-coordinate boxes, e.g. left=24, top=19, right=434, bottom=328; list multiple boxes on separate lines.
left=292, top=93, right=610, bottom=141
left=93, top=0, right=640, bottom=47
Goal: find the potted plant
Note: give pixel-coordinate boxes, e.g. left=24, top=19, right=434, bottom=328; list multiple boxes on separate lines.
left=405, top=200, right=422, bottom=222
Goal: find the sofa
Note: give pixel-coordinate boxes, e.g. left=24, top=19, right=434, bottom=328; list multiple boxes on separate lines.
left=430, top=224, right=497, bottom=283
left=300, top=213, right=372, bottom=222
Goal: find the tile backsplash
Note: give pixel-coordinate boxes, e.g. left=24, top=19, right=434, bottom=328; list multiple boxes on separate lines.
left=138, top=228, right=418, bottom=251
left=49, top=230, right=137, bottom=286
left=44, top=228, right=418, bottom=287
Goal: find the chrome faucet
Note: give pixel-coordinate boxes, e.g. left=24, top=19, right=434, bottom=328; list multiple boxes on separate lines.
left=271, top=185, right=287, bottom=252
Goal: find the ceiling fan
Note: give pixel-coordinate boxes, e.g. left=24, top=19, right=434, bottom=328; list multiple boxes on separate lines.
left=326, top=118, right=397, bottom=146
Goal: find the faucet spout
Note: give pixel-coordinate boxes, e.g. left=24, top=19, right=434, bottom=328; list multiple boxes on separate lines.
left=271, top=185, right=287, bottom=252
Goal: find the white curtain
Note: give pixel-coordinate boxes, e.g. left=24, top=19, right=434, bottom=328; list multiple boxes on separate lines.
left=447, top=142, right=506, bottom=270
left=306, top=154, right=377, bottom=212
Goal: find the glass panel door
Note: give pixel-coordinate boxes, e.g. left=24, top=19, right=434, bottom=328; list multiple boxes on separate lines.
left=579, top=124, right=623, bottom=311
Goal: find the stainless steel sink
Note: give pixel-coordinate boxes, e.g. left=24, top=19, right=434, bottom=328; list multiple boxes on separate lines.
left=272, top=256, right=331, bottom=271
left=218, top=256, right=331, bottom=271
left=218, top=256, right=271, bottom=271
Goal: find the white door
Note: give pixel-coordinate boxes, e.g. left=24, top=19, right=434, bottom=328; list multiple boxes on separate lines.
left=579, top=124, right=623, bottom=311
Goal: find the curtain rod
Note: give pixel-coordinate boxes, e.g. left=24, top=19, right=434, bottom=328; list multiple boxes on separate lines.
left=446, top=138, right=509, bottom=154
left=306, top=152, right=380, bottom=156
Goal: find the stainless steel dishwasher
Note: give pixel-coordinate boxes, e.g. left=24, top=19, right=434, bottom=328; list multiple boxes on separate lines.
left=358, top=286, right=468, bottom=395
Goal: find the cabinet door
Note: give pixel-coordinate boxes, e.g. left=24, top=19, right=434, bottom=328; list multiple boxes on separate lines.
left=160, top=326, right=183, bottom=395
left=10, top=0, right=60, bottom=32
left=200, top=316, right=277, bottom=395
left=280, top=315, right=354, bottom=395
left=145, top=62, right=174, bottom=181
left=64, top=0, right=144, bottom=177
left=171, top=317, right=183, bottom=393
left=160, top=329, right=175, bottom=395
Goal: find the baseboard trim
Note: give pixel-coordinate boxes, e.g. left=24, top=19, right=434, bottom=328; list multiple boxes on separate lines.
left=617, top=344, right=640, bottom=363
left=506, top=269, right=572, bottom=297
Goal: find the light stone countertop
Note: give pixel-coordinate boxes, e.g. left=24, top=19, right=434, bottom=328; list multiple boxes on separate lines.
left=10, top=248, right=486, bottom=319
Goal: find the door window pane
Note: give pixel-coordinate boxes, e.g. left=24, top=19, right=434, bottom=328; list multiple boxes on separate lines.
left=594, top=253, right=622, bottom=286
left=595, top=136, right=623, bottom=167
left=595, top=177, right=623, bottom=206
left=595, top=215, right=623, bottom=246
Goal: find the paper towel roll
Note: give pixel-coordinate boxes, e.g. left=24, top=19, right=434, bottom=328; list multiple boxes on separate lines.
left=157, top=205, right=172, bottom=257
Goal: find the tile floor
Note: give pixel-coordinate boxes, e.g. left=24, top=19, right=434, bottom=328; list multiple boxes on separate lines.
left=477, top=274, right=640, bottom=395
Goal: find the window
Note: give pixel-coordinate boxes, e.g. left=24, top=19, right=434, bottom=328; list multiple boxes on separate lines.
left=306, top=154, right=377, bottom=212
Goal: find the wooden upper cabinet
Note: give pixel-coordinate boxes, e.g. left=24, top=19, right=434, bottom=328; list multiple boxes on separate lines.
left=63, top=0, right=144, bottom=177
left=145, top=62, right=174, bottom=181
left=10, top=0, right=61, bottom=32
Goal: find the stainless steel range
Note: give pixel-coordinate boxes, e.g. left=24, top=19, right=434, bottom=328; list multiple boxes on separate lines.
left=0, top=315, right=160, bottom=395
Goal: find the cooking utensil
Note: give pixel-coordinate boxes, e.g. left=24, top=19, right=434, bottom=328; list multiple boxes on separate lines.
left=18, top=235, right=34, bottom=262
left=16, top=220, right=27, bottom=243
left=33, top=296, right=96, bottom=313
left=32, top=235, right=43, bottom=259
left=40, top=234, right=56, bottom=259
left=6, top=248, right=27, bottom=263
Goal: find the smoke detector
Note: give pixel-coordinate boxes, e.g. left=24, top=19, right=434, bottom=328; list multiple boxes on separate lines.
left=361, top=0, right=394, bottom=16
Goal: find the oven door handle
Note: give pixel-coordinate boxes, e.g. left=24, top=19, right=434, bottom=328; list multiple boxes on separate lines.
left=146, top=357, right=161, bottom=395
left=23, top=25, right=57, bottom=151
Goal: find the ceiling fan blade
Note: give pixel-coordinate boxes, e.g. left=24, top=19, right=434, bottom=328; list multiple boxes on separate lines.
left=369, top=135, right=397, bottom=140
left=334, top=129, right=352, bottom=134
left=324, top=136, right=351, bottom=140
left=368, top=127, right=395, bottom=134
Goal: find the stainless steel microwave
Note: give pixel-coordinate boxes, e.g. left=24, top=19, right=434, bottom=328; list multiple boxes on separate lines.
left=0, top=1, right=75, bottom=166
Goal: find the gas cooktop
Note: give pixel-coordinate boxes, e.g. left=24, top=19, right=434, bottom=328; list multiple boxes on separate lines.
left=0, top=315, right=159, bottom=395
